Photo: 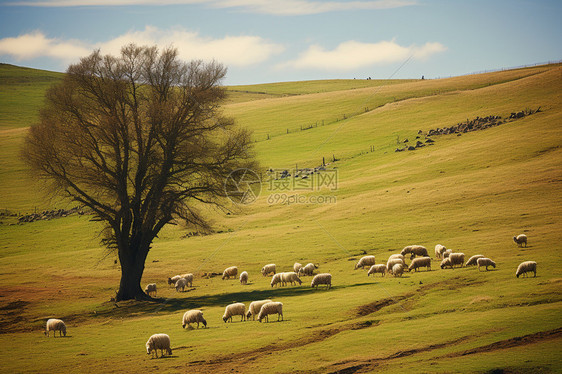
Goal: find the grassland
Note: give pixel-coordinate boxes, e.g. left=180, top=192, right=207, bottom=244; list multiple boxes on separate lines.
left=0, top=63, right=561, bottom=373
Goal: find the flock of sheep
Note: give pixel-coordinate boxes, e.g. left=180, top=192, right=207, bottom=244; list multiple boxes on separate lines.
left=44, top=233, right=536, bottom=359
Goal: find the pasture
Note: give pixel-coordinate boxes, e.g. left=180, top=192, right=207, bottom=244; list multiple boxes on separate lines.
left=0, top=62, right=561, bottom=373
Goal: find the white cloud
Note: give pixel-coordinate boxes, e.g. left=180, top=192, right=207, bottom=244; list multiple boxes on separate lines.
left=0, top=26, right=284, bottom=67
left=278, top=40, right=446, bottom=71
left=5, top=0, right=418, bottom=15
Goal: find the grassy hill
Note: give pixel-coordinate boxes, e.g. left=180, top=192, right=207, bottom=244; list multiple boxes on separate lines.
left=0, top=63, right=561, bottom=373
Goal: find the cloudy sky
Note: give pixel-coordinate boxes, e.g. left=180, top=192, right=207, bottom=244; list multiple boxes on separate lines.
left=0, top=0, right=560, bottom=85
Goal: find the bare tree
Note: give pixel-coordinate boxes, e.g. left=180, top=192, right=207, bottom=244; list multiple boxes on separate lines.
left=22, top=44, right=257, bottom=301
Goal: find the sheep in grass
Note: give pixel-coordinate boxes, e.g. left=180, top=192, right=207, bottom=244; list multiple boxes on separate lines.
left=247, top=299, right=273, bottom=320
left=144, top=283, right=157, bottom=297
left=281, top=272, right=302, bottom=286
left=448, top=253, right=465, bottom=268
left=392, top=263, right=404, bottom=277
left=513, top=234, right=528, bottom=247
left=240, top=271, right=249, bottom=285
left=223, top=303, right=246, bottom=323
left=477, top=258, right=496, bottom=271
left=388, top=254, right=405, bottom=262
left=465, top=255, right=485, bottom=267
left=222, top=266, right=238, bottom=280
left=261, top=263, right=276, bottom=276
left=400, top=245, right=428, bottom=258
left=180, top=273, right=193, bottom=287
left=516, top=261, right=537, bottom=278
left=167, top=275, right=181, bottom=287
left=440, top=257, right=452, bottom=269
left=311, top=273, right=332, bottom=289
left=386, top=258, right=405, bottom=273
left=367, top=264, right=386, bottom=277
left=44, top=318, right=66, bottom=337
left=257, top=302, right=283, bottom=323
left=270, top=273, right=283, bottom=287
left=299, top=263, right=318, bottom=276
left=293, top=262, right=303, bottom=274
left=443, top=249, right=453, bottom=258
left=146, top=334, right=172, bottom=358
left=408, top=257, right=431, bottom=272
left=175, top=278, right=188, bottom=292
left=182, top=310, right=207, bottom=329
left=435, top=244, right=447, bottom=259
left=355, top=255, right=376, bottom=270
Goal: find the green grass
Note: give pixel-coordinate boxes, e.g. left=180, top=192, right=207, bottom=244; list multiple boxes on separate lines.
left=0, top=62, right=561, bottom=373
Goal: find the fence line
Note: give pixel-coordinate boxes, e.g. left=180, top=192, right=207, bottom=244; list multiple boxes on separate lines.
left=433, top=60, right=562, bottom=80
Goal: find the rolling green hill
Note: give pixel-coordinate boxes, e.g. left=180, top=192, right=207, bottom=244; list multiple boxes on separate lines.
left=0, top=63, right=561, bottom=373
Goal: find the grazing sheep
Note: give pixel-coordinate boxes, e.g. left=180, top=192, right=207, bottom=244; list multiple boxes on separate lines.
left=400, top=245, right=427, bottom=258
left=223, top=302, right=246, bottom=323
left=261, top=263, right=276, bottom=276
left=443, top=249, right=453, bottom=258
left=182, top=310, right=207, bottom=329
left=408, top=257, right=431, bottom=272
left=513, top=234, right=528, bottom=247
left=440, top=257, right=452, bottom=269
left=477, top=258, right=496, bottom=271
left=386, top=258, right=405, bottom=273
left=175, top=278, right=188, bottom=292
left=388, top=254, right=405, bottom=262
left=355, top=255, right=376, bottom=270
left=44, top=318, right=66, bottom=337
left=180, top=273, right=193, bottom=287
left=367, top=264, right=387, bottom=277
left=281, top=272, right=302, bottom=286
left=311, top=273, right=332, bottom=289
left=246, top=299, right=273, bottom=320
left=239, top=271, right=249, bottom=285
left=299, top=263, right=318, bottom=276
left=144, top=283, right=157, bottom=297
left=435, top=244, right=447, bottom=259
left=293, top=262, right=303, bottom=274
left=222, top=266, right=238, bottom=280
left=257, top=301, right=283, bottom=323
left=392, top=263, right=404, bottom=277
left=516, top=261, right=537, bottom=278
left=270, top=273, right=283, bottom=287
left=448, top=253, right=465, bottom=268
left=465, top=255, right=485, bottom=267
left=168, top=275, right=181, bottom=287
left=146, top=333, right=172, bottom=358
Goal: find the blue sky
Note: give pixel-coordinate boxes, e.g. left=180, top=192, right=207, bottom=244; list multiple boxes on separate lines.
left=0, top=0, right=560, bottom=85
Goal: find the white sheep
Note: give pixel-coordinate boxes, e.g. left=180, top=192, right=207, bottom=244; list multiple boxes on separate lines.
left=443, top=249, right=453, bottom=258
left=400, top=245, right=428, bottom=258
left=465, top=255, right=485, bottom=267
left=257, top=301, right=283, bottom=323
left=388, top=254, right=405, bottom=262
left=175, top=278, right=188, bottom=292
left=182, top=310, right=207, bottom=329
left=246, top=299, right=273, bottom=320
left=448, top=253, right=465, bottom=268
left=44, top=318, right=66, bottom=337
left=261, top=263, right=276, bottom=276
left=408, top=257, right=431, bottom=272
left=298, top=263, right=318, bottom=276
left=516, top=261, right=537, bottom=278
left=392, top=263, right=404, bottom=277
left=440, top=257, right=452, bottom=269
left=477, top=258, right=496, bottom=271
left=270, top=273, right=283, bottom=287
left=144, top=283, right=157, bottom=297
left=293, top=262, right=303, bottom=274
left=281, top=272, right=302, bottom=286
left=222, top=302, right=246, bottom=323
left=367, top=264, right=387, bottom=277
left=435, top=244, right=447, bottom=259
left=311, top=273, right=332, bottom=289
left=386, top=258, right=405, bottom=273
left=355, top=255, right=376, bottom=270
left=180, top=273, right=193, bottom=287
left=240, top=271, right=249, bottom=285
left=513, top=234, right=528, bottom=247
left=168, top=275, right=181, bottom=287
left=222, top=266, right=238, bottom=280
left=146, top=333, right=172, bottom=358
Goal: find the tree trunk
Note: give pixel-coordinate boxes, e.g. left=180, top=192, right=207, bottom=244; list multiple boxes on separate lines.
left=116, top=244, right=151, bottom=301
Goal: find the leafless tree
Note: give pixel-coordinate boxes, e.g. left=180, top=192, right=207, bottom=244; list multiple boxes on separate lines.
left=22, top=44, right=257, bottom=301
